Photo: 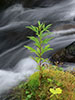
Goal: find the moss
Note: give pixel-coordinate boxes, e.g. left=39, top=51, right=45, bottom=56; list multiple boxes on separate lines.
left=6, top=67, right=75, bottom=100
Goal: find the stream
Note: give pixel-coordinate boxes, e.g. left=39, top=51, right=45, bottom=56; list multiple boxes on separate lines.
left=0, top=0, right=75, bottom=96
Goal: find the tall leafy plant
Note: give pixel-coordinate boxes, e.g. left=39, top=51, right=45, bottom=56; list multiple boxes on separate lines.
left=24, top=21, right=53, bottom=87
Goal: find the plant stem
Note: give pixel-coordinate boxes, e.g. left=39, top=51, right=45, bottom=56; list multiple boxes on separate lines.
left=39, top=33, right=42, bottom=89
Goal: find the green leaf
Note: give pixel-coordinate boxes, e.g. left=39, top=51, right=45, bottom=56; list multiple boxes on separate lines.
left=27, top=36, right=40, bottom=48
left=27, top=95, right=32, bottom=98
left=24, top=46, right=39, bottom=56
left=46, top=48, right=53, bottom=51
left=47, top=78, right=53, bottom=82
left=42, top=44, right=50, bottom=54
left=35, top=27, right=39, bottom=35
left=36, top=65, right=40, bottom=70
left=38, top=21, right=44, bottom=31
left=35, top=57, right=40, bottom=63
left=39, top=23, right=43, bottom=29
left=18, top=84, right=23, bottom=88
left=58, top=67, right=63, bottom=71
left=41, top=24, right=52, bottom=33
left=34, top=42, right=40, bottom=48
left=31, top=57, right=40, bottom=64
left=26, top=26, right=33, bottom=30
left=57, top=82, right=62, bottom=86
left=31, top=25, right=38, bottom=32
left=46, top=24, right=52, bottom=29
left=50, top=94, right=54, bottom=98
left=42, top=32, right=53, bottom=38
left=25, top=91, right=29, bottom=94
left=25, top=98, right=29, bottom=100
left=45, top=44, right=52, bottom=49
left=41, top=47, right=45, bottom=55
left=28, top=36, right=39, bottom=43
left=31, top=57, right=35, bottom=61
left=41, top=58, right=49, bottom=63
left=38, top=21, right=41, bottom=26
left=41, top=66, right=45, bottom=70
left=26, top=25, right=37, bottom=32
left=43, top=37, right=54, bottom=44
left=42, top=23, right=45, bottom=29
left=24, top=46, right=35, bottom=52
left=37, top=48, right=40, bottom=54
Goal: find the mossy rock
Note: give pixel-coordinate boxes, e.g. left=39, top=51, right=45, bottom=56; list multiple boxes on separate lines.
left=4, top=68, right=75, bottom=100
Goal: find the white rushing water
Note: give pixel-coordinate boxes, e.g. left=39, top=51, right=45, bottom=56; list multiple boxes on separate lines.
left=0, top=0, right=75, bottom=95
left=0, top=57, right=37, bottom=94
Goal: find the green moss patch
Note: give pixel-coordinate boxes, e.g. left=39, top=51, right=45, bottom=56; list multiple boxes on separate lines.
left=7, top=68, right=75, bottom=100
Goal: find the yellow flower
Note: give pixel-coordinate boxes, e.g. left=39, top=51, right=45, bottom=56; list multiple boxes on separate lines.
left=50, top=88, right=62, bottom=95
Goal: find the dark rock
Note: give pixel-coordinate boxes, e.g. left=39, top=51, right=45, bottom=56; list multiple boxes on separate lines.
left=23, top=0, right=63, bottom=8
left=53, top=24, right=75, bottom=31
left=0, top=0, right=19, bottom=11
left=66, top=42, right=75, bottom=56
left=0, top=0, right=64, bottom=11
left=51, top=42, right=75, bottom=63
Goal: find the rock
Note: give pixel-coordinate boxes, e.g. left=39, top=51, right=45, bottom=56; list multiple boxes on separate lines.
left=51, top=42, right=75, bottom=63
left=0, top=0, right=63, bottom=11
left=53, top=24, right=75, bottom=31
left=0, top=0, right=18, bottom=10
left=66, top=42, right=75, bottom=56
left=23, top=0, right=63, bottom=8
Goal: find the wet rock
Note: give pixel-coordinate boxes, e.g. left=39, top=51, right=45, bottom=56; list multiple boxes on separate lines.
left=66, top=42, right=75, bottom=56
left=0, top=0, right=64, bottom=11
left=53, top=24, right=75, bottom=31
left=23, top=0, right=63, bottom=8
left=0, top=0, right=19, bottom=11
left=51, top=41, right=75, bottom=63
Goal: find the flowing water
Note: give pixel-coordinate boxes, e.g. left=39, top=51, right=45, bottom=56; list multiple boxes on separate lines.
left=0, top=0, right=75, bottom=95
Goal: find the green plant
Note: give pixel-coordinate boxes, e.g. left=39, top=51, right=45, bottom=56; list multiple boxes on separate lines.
left=7, top=68, right=75, bottom=100
left=24, top=21, right=53, bottom=87
left=56, top=82, right=63, bottom=87
left=28, top=79, right=39, bottom=91
left=25, top=90, right=32, bottom=100
left=26, top=94, right=32, bottom=100
left=47, top=78, right=53, bottom=83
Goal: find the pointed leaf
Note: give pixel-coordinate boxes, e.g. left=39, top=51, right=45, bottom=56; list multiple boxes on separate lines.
left=35, top=57, right=40, bottom=63
left=37, top=48, right=40, bottom=54
left=41, top=45, right=53, bottom=55
left=34, top=43, right=40, bottom=48
left=46, top=48, right=53, bottom=51
left=44, top=44, right=50, bottom=50
left=24, top=46, right=39, bottom=56
left=28, top=36, right=39, bottom=44
left=26, top=25, right=37, bottom=32
left=26, top=26, right=33, bottom=30
left=31, top=25, right=38, bottom=32
left=42, top=32, right=53, bottom=38
left=41, top=24, right=52, bottom=33
left=43, top=37, right=54, bottom=44
left=38, top=21, right=41, bottom=26
left=42, top=23, right=45, bottom=30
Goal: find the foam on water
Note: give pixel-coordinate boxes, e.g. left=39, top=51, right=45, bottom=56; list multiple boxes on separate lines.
left=0, top=57, right=37, bottom=94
